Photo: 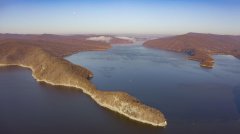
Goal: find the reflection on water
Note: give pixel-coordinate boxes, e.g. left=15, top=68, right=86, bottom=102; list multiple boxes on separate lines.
left=1, top=45, right=240, bottom=134
left=233, top=85, right=240, bottom=113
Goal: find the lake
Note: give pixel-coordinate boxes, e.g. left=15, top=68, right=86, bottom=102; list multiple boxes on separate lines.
left=1, top=44, right=240, bottom=134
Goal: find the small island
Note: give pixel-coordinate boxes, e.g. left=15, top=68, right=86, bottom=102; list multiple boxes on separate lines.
left=0, top=34, right=167, bottom=127
left=144, top=33, right=240, bottom=68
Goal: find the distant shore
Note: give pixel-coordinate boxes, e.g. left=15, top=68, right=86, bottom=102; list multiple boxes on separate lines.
left=143, top=32, right=240, bottom=69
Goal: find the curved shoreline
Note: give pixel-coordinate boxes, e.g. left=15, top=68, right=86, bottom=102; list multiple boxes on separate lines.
left=0, top=63, right=167, bottom=127
left=0, top=45, right=167, bottom=127
left=143, top=33, right=240, bottom=69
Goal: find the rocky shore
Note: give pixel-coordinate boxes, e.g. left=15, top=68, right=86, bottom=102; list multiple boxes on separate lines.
left=0, top=42, right=167, bottom=127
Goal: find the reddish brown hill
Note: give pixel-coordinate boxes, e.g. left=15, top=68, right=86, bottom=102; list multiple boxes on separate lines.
left=144, top=33, right=240, bottom=68
left=0, top=34, right=111, bottom=57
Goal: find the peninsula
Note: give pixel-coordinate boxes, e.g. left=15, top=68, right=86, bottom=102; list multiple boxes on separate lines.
left=144, top=33, right=240, bottom=68
left=0, top=34, right=167, bottom=127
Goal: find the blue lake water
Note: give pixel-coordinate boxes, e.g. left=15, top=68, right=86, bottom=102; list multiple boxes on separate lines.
left=1, top=44, right=240, bottom=134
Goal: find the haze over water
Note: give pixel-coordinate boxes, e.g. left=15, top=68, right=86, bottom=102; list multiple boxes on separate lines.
left=1, top=43, right=239, bottom=134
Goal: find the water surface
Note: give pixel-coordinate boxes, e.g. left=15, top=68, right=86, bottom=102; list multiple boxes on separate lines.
left=67, top=45, right=240, bottom=133
left=1, top=44, right=240, bottom=134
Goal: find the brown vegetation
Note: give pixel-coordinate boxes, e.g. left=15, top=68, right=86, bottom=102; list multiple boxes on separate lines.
left=0, top=34, right=111, bottom=57
left=144, top=33, right=240, bottom=68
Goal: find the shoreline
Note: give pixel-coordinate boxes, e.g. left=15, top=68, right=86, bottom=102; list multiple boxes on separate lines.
left=61, top=47, right=112, bottom=58
left=0, top=36, right=168, bottom=127
left=143, top=33, right=240, bottom=69
left=144, top=45, right=215, bottom=69
left=0, top=63, right=167, bottom=127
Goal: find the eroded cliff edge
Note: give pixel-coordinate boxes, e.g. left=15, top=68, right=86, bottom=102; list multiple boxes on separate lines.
left=0, top=42, right=167, bottom=127
left=144, top=33, right=240, bottom=68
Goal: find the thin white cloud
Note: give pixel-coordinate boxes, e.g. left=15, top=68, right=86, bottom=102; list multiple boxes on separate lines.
left=87, top=36, right=112, bottom=43
left=115, top=36, right=136, bottom=42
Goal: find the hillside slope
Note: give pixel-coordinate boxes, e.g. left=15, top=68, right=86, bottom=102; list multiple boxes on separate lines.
left=144, top=33, right=240, bottom=68
left=0, top=34, right=112, bottom=57
left=0, top=41, right=167, bottom=127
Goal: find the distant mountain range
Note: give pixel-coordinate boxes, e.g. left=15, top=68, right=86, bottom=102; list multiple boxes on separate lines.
left=0, top=34, right=135, bottom=56
left=144, top=33, right=240, bottom=68
left=0, top=34, right=135, bottom=51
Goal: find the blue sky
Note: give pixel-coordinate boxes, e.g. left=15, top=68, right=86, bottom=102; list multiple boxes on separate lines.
left=0, top=0, right=240, bottom=35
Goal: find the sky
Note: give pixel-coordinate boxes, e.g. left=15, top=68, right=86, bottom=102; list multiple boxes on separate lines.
left=0, top=0, right=240, bottom=35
